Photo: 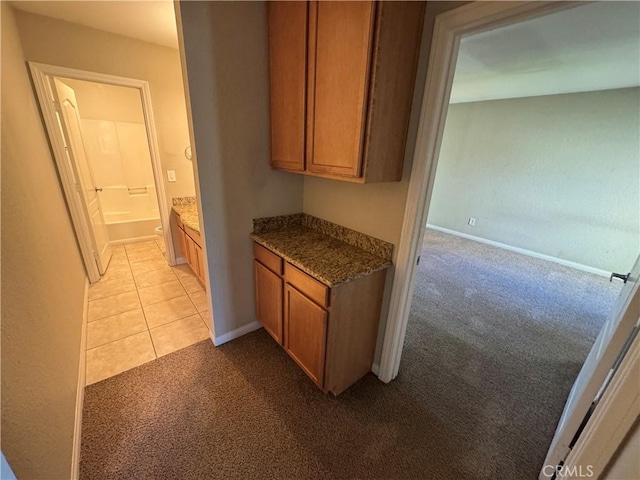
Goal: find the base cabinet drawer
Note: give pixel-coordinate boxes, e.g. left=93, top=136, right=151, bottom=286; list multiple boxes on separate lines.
left=254, top=260, right=284, bottom=345
left=284, top=284, right=327, bottom=388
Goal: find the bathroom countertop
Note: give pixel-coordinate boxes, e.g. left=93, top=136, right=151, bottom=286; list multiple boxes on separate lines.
left=172, top=197, right=200, bottom=233
left=251, top=214, right=392, bottom=287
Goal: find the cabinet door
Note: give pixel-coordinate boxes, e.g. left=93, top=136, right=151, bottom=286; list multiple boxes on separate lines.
left=180, top=229, right=190, bottom=264
left=284, top=284, right=328, bottom=387
left=268, top=1, right=307, bottom=171
left=196, top=244, right=206, bottom=286
left=254, top=260, right=284, bottom=345
left=308, top=1, right=375, bottom=178
left=188, top=237, right=199, bottom=277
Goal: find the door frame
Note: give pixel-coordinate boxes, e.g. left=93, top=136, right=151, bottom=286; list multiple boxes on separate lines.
left=29, top=62, right=178, bottom=281
left=377, top=0, right=580, bottom=382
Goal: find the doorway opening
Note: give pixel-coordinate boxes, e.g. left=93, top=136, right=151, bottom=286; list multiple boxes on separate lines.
left=380, top=2, right=640, bottom=479
left=62, top=78, right=165, bottom=250
left=31, top=64, right=210, bottom=385
left=30, top=64, right=176, bottom=281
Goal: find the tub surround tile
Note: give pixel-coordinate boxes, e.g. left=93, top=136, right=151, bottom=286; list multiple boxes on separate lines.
left=250, top=214, right=393, bottom=287
left=88, top=291, right=141, bottom=322
left=86, top=309, right=148, bottom=349
left=150, top=315, right=210, bottom=357
left=143, top=295, right=198, bottom=329
left=138, top=280, right=186, bottom=306
left=86, top=331, right=156, bottom=385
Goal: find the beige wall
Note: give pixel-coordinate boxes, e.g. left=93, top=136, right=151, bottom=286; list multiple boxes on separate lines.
left=1, top=4, right=87, bottom=478
left=177, top=1, right=304, bottom=338
left=14, top=9, right=195, bottom=253
left=428, top=88, right=640, bottom=273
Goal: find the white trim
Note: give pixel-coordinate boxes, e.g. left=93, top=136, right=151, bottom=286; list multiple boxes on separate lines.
left=371, top=363, right=380, bottom=376
left=71, top=279, right=89, bottom=480
left=561, top=331, right=640, bottom=479
left=213, top=321, right=262, bottom=346
left=426, top=224, right=610, bottom=278
left=29, top=65, right=101, bottom=282
left=28, top=62, right=179, bottom=278
left=175, top=256, right=187, bottom=265
left=378, top=1, right=579, bottom=384
left=109, top=235, right=162, bottom=246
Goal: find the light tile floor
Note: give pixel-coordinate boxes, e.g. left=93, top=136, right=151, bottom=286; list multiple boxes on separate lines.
left=85, top=238, right=211, bottom=385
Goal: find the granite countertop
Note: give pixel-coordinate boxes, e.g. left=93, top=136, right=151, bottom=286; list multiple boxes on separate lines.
left=172, top=197, right=200, bottom=233
left=250, top=214, right=393, bottom=287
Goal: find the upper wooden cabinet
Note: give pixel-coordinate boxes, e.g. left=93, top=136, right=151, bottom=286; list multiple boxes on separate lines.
left=267, top=1, right=425, bottom=183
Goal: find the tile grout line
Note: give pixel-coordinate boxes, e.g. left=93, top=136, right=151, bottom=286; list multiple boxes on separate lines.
left=87, top=309, right=206, bottom=351
left=124, top=245, right=159, bottom=359
left=88, top=289, right=194, bottom=323
left=86, top=326, right=149, bottom=352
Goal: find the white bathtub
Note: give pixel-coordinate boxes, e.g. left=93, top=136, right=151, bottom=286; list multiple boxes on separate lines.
left=101, top=185, right=161, bottom=242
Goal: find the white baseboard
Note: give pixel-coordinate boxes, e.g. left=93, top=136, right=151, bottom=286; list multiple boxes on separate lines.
left=175, top=256, right=187, bottom=265
left=71, top=279, right=89, bottom=480
left=109, top=235, right=160, bottom=246
left=213, top=321, right=262, bottom=346
left=426, top=224, right=610, bottom=277
left=372, top=362, right=380, bottom=376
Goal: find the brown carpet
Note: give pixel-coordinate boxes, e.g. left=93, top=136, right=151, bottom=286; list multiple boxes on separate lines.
left=80, top=230, right=620, bottom=479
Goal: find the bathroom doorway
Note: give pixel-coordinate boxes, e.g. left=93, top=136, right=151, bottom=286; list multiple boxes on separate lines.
left=61, top=78, right=163, bottom=249
left=30, top=63, right=178, bottom=282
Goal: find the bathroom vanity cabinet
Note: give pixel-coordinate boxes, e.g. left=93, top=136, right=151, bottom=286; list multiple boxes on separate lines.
left=176, top=213, right=205, bottom=285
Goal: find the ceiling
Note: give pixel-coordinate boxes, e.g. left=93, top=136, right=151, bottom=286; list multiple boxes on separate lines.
left=10, top=0, right=178, bottom=49
left=9, top=1, right=640, bottom=102
left=451, top=2, right=640, bottom=103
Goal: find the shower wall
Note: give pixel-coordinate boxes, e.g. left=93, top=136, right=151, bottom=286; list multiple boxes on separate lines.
left=65, top=79, right=161, bottom=241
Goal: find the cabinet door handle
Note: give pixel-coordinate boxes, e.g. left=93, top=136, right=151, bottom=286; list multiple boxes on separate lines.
left=610, top=272, right=630, bottom=284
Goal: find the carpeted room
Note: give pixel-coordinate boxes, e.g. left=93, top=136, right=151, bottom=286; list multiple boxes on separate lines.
left=399, top=3, right=639, bottom=478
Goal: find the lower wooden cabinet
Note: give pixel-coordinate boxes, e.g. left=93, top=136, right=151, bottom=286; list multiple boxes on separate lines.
left=284, top=284, right=328, bottom=387
left=175, top=215, right=206, bottom=286
left=254, top=260, right=284, bottom=345
left=252, top=241, right=386, bottom=395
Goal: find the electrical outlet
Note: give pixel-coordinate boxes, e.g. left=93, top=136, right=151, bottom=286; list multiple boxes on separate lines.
left=167, top=170, right=176, bottom=182
left=468, top=217, right=476, bottom=226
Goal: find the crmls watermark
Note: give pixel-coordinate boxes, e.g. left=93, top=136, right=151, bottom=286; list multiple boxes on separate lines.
left=542, top=465, right=595, bottom=478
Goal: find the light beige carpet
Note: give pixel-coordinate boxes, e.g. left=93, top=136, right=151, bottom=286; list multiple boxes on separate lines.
left=80, top=230, right=620, bottom=479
